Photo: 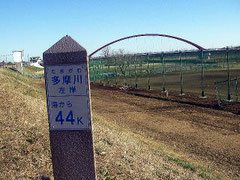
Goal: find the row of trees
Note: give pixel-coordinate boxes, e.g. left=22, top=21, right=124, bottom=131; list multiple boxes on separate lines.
left=100, top=47, right=135, bottom=76
left=0, top=61, right=14, bottom=66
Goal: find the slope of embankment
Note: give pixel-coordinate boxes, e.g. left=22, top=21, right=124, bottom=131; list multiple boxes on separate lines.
left=0, top=68, right=229, bottom=179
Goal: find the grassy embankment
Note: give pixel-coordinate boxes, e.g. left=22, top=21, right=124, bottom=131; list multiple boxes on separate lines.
left=23, top=66, right=44, bottom=75
left=0, top=68, right=225, bottom=179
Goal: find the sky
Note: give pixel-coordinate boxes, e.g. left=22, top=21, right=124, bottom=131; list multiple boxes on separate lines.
left=0, top=0, right=240, bottom=60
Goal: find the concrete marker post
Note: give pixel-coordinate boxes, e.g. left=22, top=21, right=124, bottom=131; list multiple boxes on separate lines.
left=43, top=35, right=96, bottom=180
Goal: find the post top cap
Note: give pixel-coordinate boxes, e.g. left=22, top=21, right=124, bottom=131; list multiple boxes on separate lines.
left=44, top=35, right=86, bottom=54
left=43, top=35, right=87, bottom=65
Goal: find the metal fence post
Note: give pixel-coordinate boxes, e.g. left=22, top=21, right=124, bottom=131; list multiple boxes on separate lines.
left=200, top=50, right=206, bottom=97
left=152, top=55, right=155, bottom=75
left=140, top=56, right=143, bottom=87
left=226, top=47, right=231, bottom=101
left=93, top=61, right=96, bottom=83
left=43, top=35, right=96, bottom=180
left=162, top=52, right=166, bottom=92
left=147, top=54, right=151, bottom=90
left=114, top=57, right=118, bottom=86
left=98, top=61, right=101, bottom=83
left=236, top=77, right=238, bottom=102
left=179, top=51, right=184, bottom=95
left=126, top=56, right=130, bottom=87
left=107, top=59, right=110, bottom=85
left=134, top=55, right=138, bottom=88
left=101, top=60, right=104, bottom=85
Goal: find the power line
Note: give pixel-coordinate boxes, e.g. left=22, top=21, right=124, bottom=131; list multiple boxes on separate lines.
left=0, top=54, right=12, bottom=57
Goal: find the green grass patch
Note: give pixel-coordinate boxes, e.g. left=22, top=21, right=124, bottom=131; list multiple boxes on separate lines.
left=165, top=156, right=222, bottom=180
left=199, top=172, right=213, bottom=180
left=100, top=169, right=116, bottom=180
left=23, top=66, right=43, bottom=75
left=166, top=156, right=197, bottom=172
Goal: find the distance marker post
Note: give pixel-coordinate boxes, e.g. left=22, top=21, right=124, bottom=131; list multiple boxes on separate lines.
left=43, top=35, right=96, bottom=180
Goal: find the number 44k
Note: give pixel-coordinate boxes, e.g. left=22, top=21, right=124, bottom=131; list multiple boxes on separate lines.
left=55, top=111, right=83, bottom=125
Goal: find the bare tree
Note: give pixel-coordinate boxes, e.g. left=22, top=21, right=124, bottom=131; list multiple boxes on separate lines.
left=112, top=49, right=126, bottom=75
left=101, top=46, right=111, bottom=58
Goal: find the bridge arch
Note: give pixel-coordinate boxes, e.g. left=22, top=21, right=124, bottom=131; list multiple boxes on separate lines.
left=89, top=33, right=205, bottom=58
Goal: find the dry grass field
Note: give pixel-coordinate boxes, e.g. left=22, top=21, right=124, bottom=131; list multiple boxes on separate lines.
left=0, top=68, right=239, bottom=179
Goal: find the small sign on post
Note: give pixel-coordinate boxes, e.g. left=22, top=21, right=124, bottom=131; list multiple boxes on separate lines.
left=43, top=35, right=96, bottom=179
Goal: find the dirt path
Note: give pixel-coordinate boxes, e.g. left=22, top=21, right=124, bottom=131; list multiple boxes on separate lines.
left=91, top=85, right=240, bottom=179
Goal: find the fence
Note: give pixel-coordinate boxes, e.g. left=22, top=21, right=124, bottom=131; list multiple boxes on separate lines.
left=20, top=71, right=44, bottom=79
left=215, top=77, right=239, bottom=106
left=89, top=48, right=240, bottom=102
left=1, top=64, right=45, bottom=79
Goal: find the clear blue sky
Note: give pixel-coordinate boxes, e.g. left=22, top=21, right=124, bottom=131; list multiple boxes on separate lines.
left=0, top=0, right=239, bottom=59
